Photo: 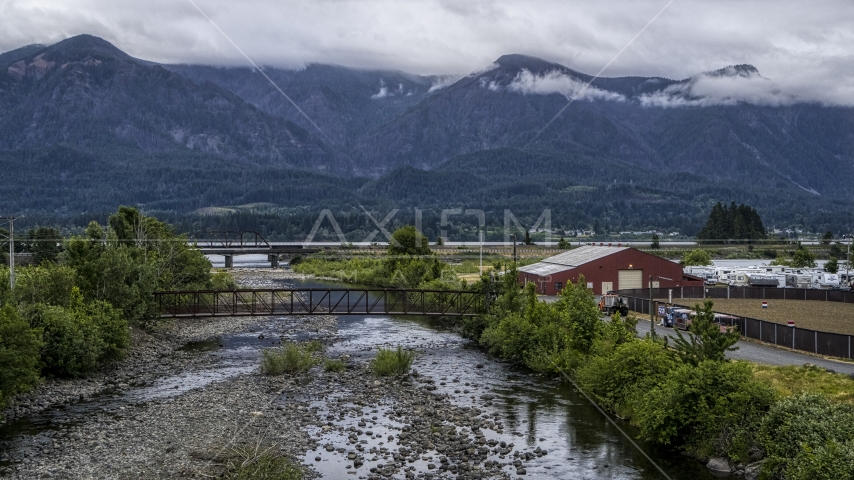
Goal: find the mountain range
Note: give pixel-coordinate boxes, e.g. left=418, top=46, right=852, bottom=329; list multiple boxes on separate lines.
left=1, top=34, right=852, bottom=237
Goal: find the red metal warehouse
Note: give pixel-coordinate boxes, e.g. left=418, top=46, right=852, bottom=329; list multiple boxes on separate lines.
left=517, top=245, right=703, bottom=295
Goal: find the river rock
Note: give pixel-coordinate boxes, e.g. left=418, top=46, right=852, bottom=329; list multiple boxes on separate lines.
left=744, top=460, right=766, bottom=480
left=707, top=457, right=733, bottom=474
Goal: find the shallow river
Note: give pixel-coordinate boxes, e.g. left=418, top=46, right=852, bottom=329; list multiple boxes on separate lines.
left=287, top=278, right=723, bottom=479
left=0, top=272, right=726, bottom=479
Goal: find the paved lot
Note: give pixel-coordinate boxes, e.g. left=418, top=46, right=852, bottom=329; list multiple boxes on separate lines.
left=634, top=318, right=854, bottom=375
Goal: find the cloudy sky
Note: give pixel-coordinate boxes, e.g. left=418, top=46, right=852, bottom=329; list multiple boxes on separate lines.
left=2, top=0, right=853, bottom=104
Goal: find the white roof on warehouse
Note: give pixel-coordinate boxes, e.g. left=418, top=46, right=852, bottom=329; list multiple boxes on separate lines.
left=516, top=262, right=571, bottom=276
left=518, top=245, right=629, bottom=275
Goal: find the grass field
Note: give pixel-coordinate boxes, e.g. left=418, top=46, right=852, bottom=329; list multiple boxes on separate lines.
left=659, top=297, right=854, bottom=336
left=753, top=364, right=854, bottom=403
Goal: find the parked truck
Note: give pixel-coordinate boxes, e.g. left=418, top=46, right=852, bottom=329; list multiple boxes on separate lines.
left=599, top=293, right=629, bottom=316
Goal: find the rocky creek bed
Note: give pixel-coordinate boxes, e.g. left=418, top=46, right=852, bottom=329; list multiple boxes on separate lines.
left=1, top=268, right=723, bottom=479
left=0, top=269, right=539, bottom=479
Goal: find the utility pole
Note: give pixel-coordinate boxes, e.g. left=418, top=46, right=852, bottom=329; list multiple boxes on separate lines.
left=848, top=235, right=852, bottom=289
left=649, top=275, right=655, bottom=337
left=511, top=233, right=517, bottom=268
left=479, top=229, right=483, bottom=276
left=2, top=215, right=23, bottom=291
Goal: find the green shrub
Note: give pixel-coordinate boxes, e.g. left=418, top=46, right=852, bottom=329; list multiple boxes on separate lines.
left=632, top=360, right=776, bottom=461
left=210, top=271, right=237, bottom=290
left=372, top=346, right=415, bottom=376
left=480, top=311, right=536, bottom=363
left=303, top=340, right=324, bottom=353
left=758, top=393, right=854, bottom=468
left=480, top=277, right=602, bottom=373
left=0, top=304, right=42, bottom=412
left=220, top=447, right=303, bottom=480
left=260, top=344, right=318, bottom=376
left=85, top=299, right=129, bottom=362
left=323, top=358, right=345, bottom=372
left=576, top=338, right=675, bottom=415
left=459, top=314, right=491, bottom=341
left=14, top=264, right=78, bottom=307
left=19, top=287, right=129, bottom=378
left=32, top=303, right=104, bottom=377
left=593, top=311, right=638, bottom=356
left=682, top=249, right=712, bottom=266
left=786, top=440, right=854, bottom=480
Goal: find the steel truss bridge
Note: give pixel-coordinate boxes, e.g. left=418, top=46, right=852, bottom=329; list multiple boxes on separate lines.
left=155, top=288, right=486, bottom=318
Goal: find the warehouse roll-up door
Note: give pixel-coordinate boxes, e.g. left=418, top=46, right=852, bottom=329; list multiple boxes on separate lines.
left=618, top=269, right=643, bottom=290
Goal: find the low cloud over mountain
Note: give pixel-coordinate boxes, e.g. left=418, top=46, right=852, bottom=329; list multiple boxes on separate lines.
left=508, top=69, right=627, bottom=102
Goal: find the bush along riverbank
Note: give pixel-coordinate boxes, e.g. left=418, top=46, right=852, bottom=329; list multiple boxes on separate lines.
left=0, top=206, right=234, bottom=419
left=462, top=269, right=854, bottom=479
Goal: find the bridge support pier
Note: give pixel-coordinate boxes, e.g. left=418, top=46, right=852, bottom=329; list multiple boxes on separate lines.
left=268, top=254, right=279, bottom=268
left=224, top=254, right=233, bottom=268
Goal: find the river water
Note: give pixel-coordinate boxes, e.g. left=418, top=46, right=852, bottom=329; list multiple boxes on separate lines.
left=0, top=269, right=726, bottom=479
left=284, top=277, right=722, bottom=479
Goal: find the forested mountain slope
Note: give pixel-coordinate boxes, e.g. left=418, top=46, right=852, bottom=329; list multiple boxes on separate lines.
left=1, top=36, right=852, bottom=234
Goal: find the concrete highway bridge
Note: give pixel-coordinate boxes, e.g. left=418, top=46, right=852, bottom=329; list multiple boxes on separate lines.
left=192, top=231, right=320, bottom=267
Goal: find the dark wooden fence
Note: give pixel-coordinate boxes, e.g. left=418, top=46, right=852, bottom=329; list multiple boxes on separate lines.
left=619, top=288, right=854, bottom=359
left=619, top=286, right=854, bottom=303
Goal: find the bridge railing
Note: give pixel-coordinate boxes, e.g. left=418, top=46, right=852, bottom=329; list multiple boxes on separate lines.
left=192, top=230, right=270, bottom=248
left=155, top=288, right=485, bottom=318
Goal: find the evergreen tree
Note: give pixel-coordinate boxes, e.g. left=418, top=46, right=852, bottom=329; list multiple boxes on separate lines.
left=524, top=230, right=534, bottom=245
left=672, top=299, right=740, bottom=365
left=697, top=202, right=766, bottom=243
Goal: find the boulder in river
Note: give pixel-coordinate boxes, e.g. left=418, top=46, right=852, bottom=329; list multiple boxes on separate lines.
left=706, top=457, right=733, bottom=474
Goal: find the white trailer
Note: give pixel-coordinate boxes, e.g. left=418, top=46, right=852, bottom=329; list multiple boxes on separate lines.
left=813, top=273, right=840, bottom=289
left=786, top=273, right=813, bottom=289
left=746, top=273, right=780, bottom=287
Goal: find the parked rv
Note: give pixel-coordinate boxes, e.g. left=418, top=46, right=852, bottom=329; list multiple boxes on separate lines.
left=814, top=273, right=840, bottom=289
left=746, top=273, right=780, bottom=287
left=684, top=265, right=841, bottom=290
left=786, top=273, right=813, bottom=289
